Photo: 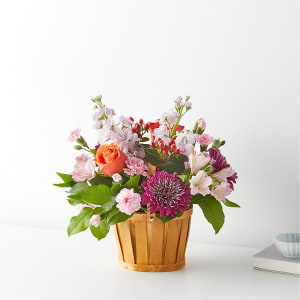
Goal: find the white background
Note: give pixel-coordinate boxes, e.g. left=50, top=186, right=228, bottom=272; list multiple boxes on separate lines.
left=0, top=0, right=298, bottom=248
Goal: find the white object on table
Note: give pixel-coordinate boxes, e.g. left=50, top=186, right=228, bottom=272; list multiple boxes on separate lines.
left=0, top=225, right=299, bottom=300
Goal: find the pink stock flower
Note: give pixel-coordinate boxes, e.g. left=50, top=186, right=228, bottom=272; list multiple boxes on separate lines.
left=90, top=215, right=101, bottom=227
left=68, top=128, right=81, bottom=142
left=211, top=182, right=232, bottom=203
left=197, top=118, right=206, bottom=131
left=190, top=170, right=212, bottom=196
left=195, top=134, right=214, bottom=146
left=124, top=157, right=148, bottom=176
left=72, top=153, right=96, bottom=182
left=115, top=188, right=141, bottom=215
left=112, top=173, right=122, bottom=182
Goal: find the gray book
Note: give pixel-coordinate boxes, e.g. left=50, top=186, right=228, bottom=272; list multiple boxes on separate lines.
left=253, top=244, right=300, bottom=275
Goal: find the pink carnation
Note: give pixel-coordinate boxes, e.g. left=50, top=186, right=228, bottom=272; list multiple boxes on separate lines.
left=68, top=128, right=81, bottom=142
left=124, top=157, right=148, bottom=176
left=90, top=215, right=101, bottom=227
left=115, top=188, right=141, bottom=215
left=72, top=153, right=96, bottom=182
left=195, top=134, right=214, bottom=146
left=211, top=182, right=232, bottom=203
left=197, top=118, right=206, bottom=131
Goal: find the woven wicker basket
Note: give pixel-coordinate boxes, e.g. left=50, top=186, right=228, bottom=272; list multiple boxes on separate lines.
left=113, top=207, right=192, bottom=272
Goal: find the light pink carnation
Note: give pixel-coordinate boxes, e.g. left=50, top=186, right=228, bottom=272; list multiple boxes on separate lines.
left=68, top=128, right=81, bottom=142
left=124, top=157, right=148, bottom=176
left=211, top=182, right=232, bottom=203
left=72, top=153, right=96, bottom=182
left=195, top=134, right=214, bottom=146
left=112, top=173, right=122, bottom=182
left=197, top=118, right=206, bottom=131
left=115, top=188, right=141, bottom=215
left=90, top=215, right=101, bottom=227
left=190, top=170, right=212, bottom=196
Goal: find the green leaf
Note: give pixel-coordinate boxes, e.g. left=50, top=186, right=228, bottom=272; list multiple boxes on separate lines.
left=224, top=199, right=240, bottom=208
left=155, top=211, right=183, bottom=223
left=211, top=139, right=226, bottom=149
left=69, top=182, right=89, bottom=194
left=54, top=182, right=73, bottom=188
left=193, top=195, right=225, bottom=234
left=123, top=175, right=140, bottom=192
left=106, top=206, right=120, bottom=223
left=161, top=154, right=188, bottom=174
left=67, top=194, right=83, bottom=206
left=108, top=212, right=132, bottom=225
left=54, top=172, right=76, bottom=188
left=81, top=185, right=111, bottom=205
left=111, top=183, right=122, bottom=195
left=56, top=172, right=73, bottom=183
left=140, top=137, right=149, bottom=142
left=90, top=219, right=110, bottom=241
left=93, top=207, right=106, bottom=215
left=90, top=149, right=97, bottom=155
left=140, top=144, right=161, bottom=166
left=89, top=176, right=113, bottom=187
left=102, top=197, right=116, bottom=211
left=67, top=207, right=93, bottom=236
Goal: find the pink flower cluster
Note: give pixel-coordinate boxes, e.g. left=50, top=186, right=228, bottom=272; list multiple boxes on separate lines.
left=68, top=128, right=81, bottom=142
left=124, top=157, right=148, bottom=176
left=115, top=188, right=141, bottom=215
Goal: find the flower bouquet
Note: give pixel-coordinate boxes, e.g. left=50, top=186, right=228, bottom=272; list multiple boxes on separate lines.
left=55, top=95, right=239, bottom=272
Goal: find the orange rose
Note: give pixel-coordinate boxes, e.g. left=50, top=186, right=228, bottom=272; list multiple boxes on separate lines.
left=94, top=143, right=127, bottom=176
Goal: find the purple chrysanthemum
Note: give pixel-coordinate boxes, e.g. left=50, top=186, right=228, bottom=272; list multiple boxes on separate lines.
left=141, top=171, right=191, bottom=217
left=209, top=148, right=238, bottom=189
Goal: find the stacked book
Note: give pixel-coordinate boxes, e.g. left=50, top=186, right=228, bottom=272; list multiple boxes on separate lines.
left=253, top=244, right=300, bottom=275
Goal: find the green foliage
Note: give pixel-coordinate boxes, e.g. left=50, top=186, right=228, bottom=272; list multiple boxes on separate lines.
left=123, top=175, right=141, bottom=192
left=90, top=219, right=110, bottom=241
left=224, top=199, right=240, bottom=208
left=111, top=183, right=122, bottom=195
left=67, top=207, right=93, bottom=236
left=101, top=197, right=116, bottom=211
left=69, top=182, right=89, bottom=194
left=161, top=154, right=188, bottom=174
left=140, top=144, right=161, bottom=166
left=89, top=176, right=113, bottom=187
left=192, top=194, right=225, bottom=234
left=155, top=211, right=183, bottom=223
left=106, top=207, right=120, bottom=223
left=108, top=211, right=132, bottom=225
left=140, top=137, right=149, bottom=142
left=211, top=139, right=226, bottom=149
left=54, top=172, right=76, bottom=188
left=81, top=185, right=111, bottom=205
left=67, top=194, right=83, bottom=206
left=91, top=95, right=103, bottom=108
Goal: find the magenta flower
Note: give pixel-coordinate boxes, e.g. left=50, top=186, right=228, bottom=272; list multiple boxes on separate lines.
left=209, top=148, right=238, bottom=189
left=141, top=171, right=191, bottom=217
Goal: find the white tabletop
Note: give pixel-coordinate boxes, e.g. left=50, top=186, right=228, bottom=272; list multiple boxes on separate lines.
left=0, top=224, right=298, bottom=300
